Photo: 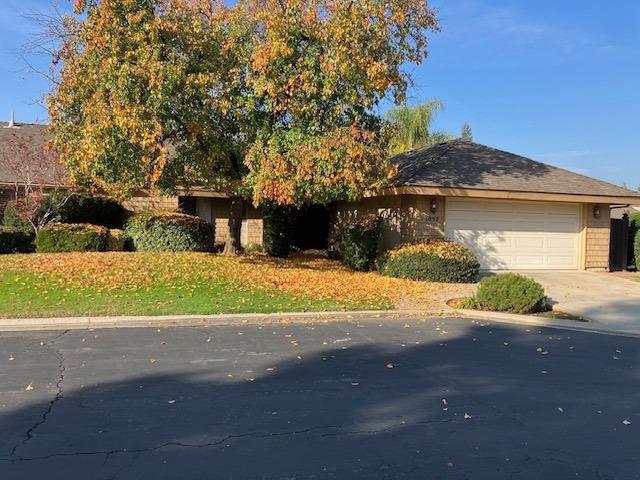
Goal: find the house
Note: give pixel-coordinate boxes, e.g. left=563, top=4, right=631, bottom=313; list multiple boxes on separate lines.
left=3, top=120, right=639, bottom=270
left=0, top=120, right=264, bottom=248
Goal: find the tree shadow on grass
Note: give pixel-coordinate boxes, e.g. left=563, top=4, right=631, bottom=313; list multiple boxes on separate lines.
left=1, top=322, right=639, bottom=480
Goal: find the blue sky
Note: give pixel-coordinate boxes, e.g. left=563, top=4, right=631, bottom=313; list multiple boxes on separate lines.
left=1, top=0, right=638, bottom=188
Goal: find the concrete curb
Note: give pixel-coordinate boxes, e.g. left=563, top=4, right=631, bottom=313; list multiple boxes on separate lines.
left=0, top=309, right=436, bottom=332
left=1, top=308, right=637, bottom=338
left=454, top=308, right=640, bottom=338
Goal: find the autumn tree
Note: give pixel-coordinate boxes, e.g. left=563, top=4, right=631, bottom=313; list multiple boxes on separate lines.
left=46, top=0, right=439, bottom=253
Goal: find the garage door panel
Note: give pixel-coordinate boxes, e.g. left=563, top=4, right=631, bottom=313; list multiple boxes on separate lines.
left=445, top=199, right=580, bottom=270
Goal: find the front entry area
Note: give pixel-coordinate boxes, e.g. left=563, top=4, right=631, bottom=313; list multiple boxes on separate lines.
left=445, top=198, right=581, bottom=270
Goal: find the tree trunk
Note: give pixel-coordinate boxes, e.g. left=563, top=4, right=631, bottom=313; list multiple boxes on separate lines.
left=222, top=196, right=245, bottom=256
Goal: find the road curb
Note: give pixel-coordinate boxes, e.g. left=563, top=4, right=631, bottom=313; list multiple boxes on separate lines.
left=0, top=309, right=436, bottom=332
left=454, top=308, right=640, bottom=338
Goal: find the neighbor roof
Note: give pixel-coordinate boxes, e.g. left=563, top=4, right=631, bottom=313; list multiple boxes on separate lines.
left=0, top=122, right=67, bottom=186
left=391, top=139, right=640, bottom=199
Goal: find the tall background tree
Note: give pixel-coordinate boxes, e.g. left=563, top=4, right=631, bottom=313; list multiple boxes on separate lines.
left=385, top=100, right=454, bottom=154
left=460, top=122, right=473, bottom=141
left=45, top=0, right=440, bottom=253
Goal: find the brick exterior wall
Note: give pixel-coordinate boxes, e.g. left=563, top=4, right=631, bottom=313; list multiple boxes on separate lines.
left=584, top=203, right=611, bottom=271
left=123, top=194, right=180, bottom=212
left=331, top=195, right=445, bottom=251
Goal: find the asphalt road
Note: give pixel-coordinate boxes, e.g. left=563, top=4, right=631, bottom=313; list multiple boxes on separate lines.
left=0, top=317, right=639, bottom=479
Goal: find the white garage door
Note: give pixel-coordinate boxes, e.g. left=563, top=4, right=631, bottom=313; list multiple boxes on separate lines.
left=445, top=198, right=581, bottom=270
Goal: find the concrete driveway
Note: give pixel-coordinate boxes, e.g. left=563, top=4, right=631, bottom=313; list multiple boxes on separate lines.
left=525, top=271, right=640, bottom=333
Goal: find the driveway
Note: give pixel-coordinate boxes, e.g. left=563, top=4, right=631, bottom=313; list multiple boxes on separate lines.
left=525, top=271, right=640, bottom=333
left=1, top=319, right=639, bottom=479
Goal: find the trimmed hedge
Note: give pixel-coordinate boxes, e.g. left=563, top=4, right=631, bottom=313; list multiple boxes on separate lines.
left=474, top=273, right=548, bottom=314
left=378, top=239, right=480, bottom=283
left=263, top=205, right=294, bottom=258
left=125, top=211, right=214, bottom=252
left=334, top=214, right=383, bottom=271
left=106, top=229, right=127, bottom=251
left=0, top=226, right=34, bottom=254
left=36, top=223, right=108, bottom=253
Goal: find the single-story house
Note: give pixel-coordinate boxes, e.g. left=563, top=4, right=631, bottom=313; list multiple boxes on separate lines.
left=3, top=120, right=640, bottom=270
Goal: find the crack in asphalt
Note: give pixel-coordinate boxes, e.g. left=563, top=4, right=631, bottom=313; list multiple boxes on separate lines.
left=10, top=336, right=68, bottom=458
left=5, top=425, right=342, bottom=463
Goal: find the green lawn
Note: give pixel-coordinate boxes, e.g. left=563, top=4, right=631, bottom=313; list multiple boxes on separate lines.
left=0, top=252, right=404, bottom=318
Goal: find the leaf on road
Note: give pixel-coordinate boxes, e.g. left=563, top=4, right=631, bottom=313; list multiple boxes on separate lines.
left=25, top=383, right=34, bottom=391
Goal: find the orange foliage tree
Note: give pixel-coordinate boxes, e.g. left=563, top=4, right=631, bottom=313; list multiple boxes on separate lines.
left=47, top=0, right=439, bottom=253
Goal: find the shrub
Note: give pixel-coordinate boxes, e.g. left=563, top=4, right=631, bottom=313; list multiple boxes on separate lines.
left=244, top=243, right=264, bottom=254
left=635, top=229, right=640, bottom=270
left=334, top=214, right=383, bottom=271
left=473, top=273, right=548, bottom=314
left=106, top=229, right=127, bottom=251
left=36, top=223, right=108, bottom=253
left=125, top=211, right=214, bottom=252
left=3, top=200, right=32, bottom=231
left=4, top=192, right=125, bottom=231
left=263, top=205, right=294, bottom=258
left=630, top=212, right=640, bottom=268
left=44, top=191, right=125, bottom=228
left=0, top=226, right=34, bottom=254
left=378, top=239, right=480, bottom=283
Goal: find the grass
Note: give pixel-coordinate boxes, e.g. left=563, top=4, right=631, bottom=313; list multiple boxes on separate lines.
left=0, top=252, right=453, bottom=318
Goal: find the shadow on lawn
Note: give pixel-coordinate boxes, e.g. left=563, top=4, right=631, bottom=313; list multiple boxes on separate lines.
left=1, top=322, right=639, bottom=480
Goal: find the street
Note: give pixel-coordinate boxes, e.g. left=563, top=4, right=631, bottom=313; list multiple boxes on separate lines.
left=0, top=317, right=638, bottom=479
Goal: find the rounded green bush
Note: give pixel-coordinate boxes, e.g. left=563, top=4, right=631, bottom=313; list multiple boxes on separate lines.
left=474, top=273, right=548, bottom=314
left=378, top=239, right=480, bottom=283
left=0, top=226, right=34, bottom=254
left=105, top=229, right=127, bottom=251
left=334, top=214, right=383, bottom=271
left=125, top=211, right=214, bottom=252
left=36, top=223, right=108, bottom=253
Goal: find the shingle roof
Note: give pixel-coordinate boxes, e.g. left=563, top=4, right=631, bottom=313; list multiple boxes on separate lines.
left=391, top=139, right=640, bottom=198
left=0, top=122, right=67, bottom=186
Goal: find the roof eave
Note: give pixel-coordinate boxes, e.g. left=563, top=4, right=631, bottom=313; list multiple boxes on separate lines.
left=374, top=185, right=640, bottom=205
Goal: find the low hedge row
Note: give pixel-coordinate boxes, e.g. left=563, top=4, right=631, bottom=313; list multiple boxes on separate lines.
left=0, top=226, right=34, bottom=254
left=125, top=211, right=214, bottom=252
left=378, top=239, right=480, bottom=283
left=36, top=223, right=109, bottom=253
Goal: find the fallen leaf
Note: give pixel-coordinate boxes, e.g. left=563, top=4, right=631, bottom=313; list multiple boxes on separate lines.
left=149, top=358, right=157, bottom=364
left=25, top=383, right=34, bottom=391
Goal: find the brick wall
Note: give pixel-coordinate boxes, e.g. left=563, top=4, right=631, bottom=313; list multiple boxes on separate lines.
left=331, top=194, right=445, bottom=251
left=584, top=203, right=611, bottom=271
left=123, top=194, right=179, bottom=212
